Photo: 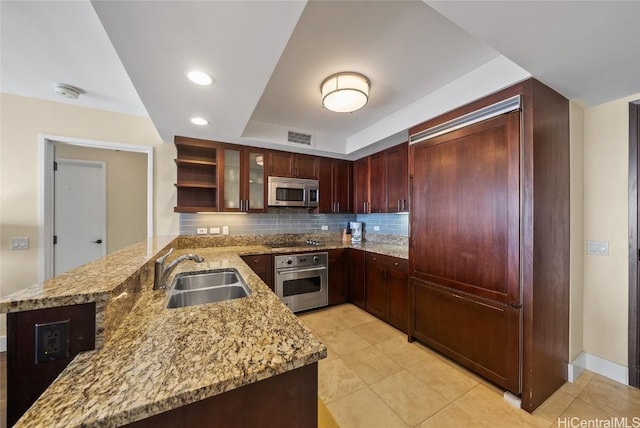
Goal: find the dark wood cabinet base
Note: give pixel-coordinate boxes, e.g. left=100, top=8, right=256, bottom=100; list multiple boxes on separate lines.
left=7, top=303, right=96, bottom=426
left=126, top=363, right=318, bottom=428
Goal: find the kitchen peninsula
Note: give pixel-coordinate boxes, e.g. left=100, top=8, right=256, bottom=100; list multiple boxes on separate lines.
left=1, top=234, right=407, bottom=427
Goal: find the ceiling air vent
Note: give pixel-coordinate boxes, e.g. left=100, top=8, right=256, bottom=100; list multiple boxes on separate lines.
left=287, top=131, right=313, bottom=146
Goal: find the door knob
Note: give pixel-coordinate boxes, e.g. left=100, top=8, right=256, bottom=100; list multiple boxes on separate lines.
left=92, top=239, right=103, bottom=244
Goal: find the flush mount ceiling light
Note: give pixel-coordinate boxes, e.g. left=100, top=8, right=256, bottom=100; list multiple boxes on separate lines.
left=187, top=70, right=212, bottom=86
left=54, top=83, right=81, bottom=99
left=321, top=72, right=370, bottom=113
left=190, top=117, right=208, bottom=126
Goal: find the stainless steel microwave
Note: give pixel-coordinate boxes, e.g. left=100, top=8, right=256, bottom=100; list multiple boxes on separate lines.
left=268, top=176, right=319, bottom=208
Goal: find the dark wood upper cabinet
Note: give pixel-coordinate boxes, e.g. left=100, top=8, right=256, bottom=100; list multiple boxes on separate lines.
left=267, top=151, right=318, bottom=179
left=353, top=157, right=370, bottom=214
left=174, top=136, right=219, bottom=213
left=317, top=158, right=352, bottom=214
left=385, top=143, right=409, bottom=212
left=368, top=151, right=386, bottom=213
left=219, top=145, right=267, bottom=213
left=353, top=142, right=409, bottom=214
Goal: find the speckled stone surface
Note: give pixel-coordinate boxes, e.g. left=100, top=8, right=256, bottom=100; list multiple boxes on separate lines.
left=3, top=234, right=407, bottom=428
left=15, top=248, right=327, bottom=428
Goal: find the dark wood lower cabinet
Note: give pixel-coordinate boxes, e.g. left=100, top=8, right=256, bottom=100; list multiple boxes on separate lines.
left=365, top=253, right=409, bottom=333
left=126, top=363, right=317, bottom=428
left=7, top=303, right=96, bottom=426
left=349, top=250, right=366, bottom=309
left=241, top=254, right=274, bottom=291
left=328, top=249, right=350, bottom=305
left=410, top=278, right=520, bottom=393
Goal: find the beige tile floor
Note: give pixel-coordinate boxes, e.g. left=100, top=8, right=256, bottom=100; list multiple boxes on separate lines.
left=299, top=304, right=640, bottom=428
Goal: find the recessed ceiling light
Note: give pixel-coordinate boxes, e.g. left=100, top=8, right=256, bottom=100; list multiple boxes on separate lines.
left=191, top=117, right=208, bottom=126
left=187, top=71, right=212, bottom=86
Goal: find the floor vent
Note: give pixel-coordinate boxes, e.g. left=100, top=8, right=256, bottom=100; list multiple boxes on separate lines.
left=288, top=131, right=313, bottom=146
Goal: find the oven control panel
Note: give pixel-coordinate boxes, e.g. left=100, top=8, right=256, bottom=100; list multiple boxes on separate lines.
left=275, top=252, right=327, bottom=269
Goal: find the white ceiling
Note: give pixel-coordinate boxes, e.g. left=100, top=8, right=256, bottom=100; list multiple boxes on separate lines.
left=2, top=1, right=638, bottom=159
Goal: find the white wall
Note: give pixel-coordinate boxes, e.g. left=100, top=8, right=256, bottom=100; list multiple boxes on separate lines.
left=0, top=93, right=179, bottom=336
left=582, top=92, right=640, bottom=366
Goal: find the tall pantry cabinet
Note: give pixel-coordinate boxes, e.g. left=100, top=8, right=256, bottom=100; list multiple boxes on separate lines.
left=408, top=78, right=569, bottom=412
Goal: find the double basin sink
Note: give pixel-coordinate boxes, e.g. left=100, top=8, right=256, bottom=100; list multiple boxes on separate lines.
left=166, top=268, right=251, bottom=309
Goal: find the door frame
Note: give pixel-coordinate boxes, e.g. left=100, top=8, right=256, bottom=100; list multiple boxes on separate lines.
left=629, top=100, right=640, bottom=388
left=54, top=158, right=107, bottom=274
left=39, top=134, right=154, bottom=281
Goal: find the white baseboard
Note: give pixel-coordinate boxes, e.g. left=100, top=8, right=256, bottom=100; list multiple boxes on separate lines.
left=568, top=352, right=629, bottom=385
left=0, top=335, right=6, bottom=352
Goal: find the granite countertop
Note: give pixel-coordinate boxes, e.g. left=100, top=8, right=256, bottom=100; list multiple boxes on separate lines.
left=2, top=235, right=407, bottom=427
left=14, top=247, right=326, bottom=428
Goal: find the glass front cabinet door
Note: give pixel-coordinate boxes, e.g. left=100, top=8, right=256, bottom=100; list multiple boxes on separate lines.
left=220, top=145, right=266, bottom=213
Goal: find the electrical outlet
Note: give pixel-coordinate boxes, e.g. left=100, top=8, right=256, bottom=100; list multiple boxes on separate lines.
left=35, top=320, right=70, bottom=364
left=222, top=226, right=229, bottom=235
left=196, top=227, right=207, bottom=235
left=11, top=237, right=29, bottom=250
left=321, top=225, right=329, bottom=231
left=210, top=227, right=220, bottom=234
left=373, top=226, right=380, bottom=231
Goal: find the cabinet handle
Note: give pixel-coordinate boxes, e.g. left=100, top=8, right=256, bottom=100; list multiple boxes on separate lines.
left=398, top=199, right=401, bottom=212
left=245, top=200, right=250, bottom=211
left=239, top=200, right=243, bottom=211
left=394, top=262, right=399, bottom=266
left=337, top=202, right=340, bottom=212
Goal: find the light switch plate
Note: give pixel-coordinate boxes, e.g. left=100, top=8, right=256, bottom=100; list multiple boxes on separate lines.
left=321, top=225, right=328, bottom=231
left=587, top=240, right=609, bottom=256
left=11, top=237, right=29, bottom=250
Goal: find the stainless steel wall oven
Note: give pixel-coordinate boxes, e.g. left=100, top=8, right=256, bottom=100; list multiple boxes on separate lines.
left=274, top=252, right=328, bottom=312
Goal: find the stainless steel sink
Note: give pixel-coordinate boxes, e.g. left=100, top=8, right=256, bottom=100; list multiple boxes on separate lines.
left=166, top=269, right=251, bottom=309
left=173, top=271, right=239, bottom=290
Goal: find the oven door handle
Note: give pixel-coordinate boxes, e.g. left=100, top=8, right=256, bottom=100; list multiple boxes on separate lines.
left=276, top=266, right=327, bottom=275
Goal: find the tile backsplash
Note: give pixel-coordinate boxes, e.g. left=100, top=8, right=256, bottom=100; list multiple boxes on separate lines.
left=179, top=209, right=409, bottom=237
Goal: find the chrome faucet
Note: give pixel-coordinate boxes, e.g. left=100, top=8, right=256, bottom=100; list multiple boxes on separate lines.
left=153, top=248, right=205, bottom=290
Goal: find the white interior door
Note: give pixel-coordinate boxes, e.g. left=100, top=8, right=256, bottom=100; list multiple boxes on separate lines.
left=54, top=158, right=106, bottom=275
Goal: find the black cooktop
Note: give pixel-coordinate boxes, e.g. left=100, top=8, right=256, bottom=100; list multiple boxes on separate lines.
left=265, top=240, right=322, bottom=249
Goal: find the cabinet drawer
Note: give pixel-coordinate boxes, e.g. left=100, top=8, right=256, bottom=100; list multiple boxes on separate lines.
left=365, top=253, right=408, bottom=271
left=410, top=278, right=519, bottom=393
